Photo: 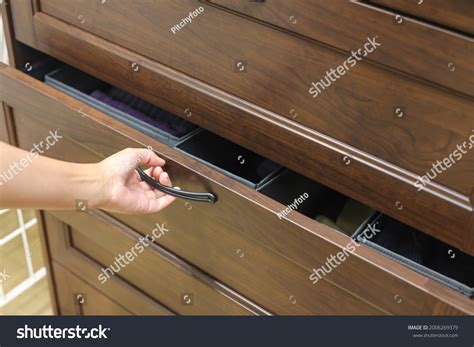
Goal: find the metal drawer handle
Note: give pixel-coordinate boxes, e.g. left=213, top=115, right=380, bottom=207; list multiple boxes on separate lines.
left=136, top=167, right=217, bottom=203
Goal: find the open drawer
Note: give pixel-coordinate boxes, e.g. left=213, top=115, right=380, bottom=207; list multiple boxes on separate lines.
left=44, top=65, right=200, bottom=147
left=9, top=1, right=474, bottom=257
left=45, top=65, right=283, bottom=190
left=354, top=214, right=474, bottom=298
left=10, top=89, right=384, bottom=315
left=1, top=61, right=473, bottom=315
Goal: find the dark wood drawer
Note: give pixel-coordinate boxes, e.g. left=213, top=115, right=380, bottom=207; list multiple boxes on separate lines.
left=1, top=62, right=472, bottom=315
left=370, top=0, right=474, bottom=35
left=44, top=210, right=261, bottom=315
left=207, top=0, right=473, bottom=95
left=52, top=261, right=133, bottom=315
left=41, top=215, right=173, bottom=316
left=12, top=108, right=386, bottom=315
left=9, top=2, right=474, bottom=254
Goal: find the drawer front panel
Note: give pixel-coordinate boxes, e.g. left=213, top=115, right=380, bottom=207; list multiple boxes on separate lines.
left=36, top=1, right=474, bottom=196
left=13, top=112, right=383, bottom=315
left=4, top=68, right=473, bottom=315
left=370, top=0, right=474, bottom=35
left=42, top=214, right=173, bottom=315
left=52, top=261, right=132, bottom=316
left=70, top=209, right=386, bottom=315
left=13, top=111, right=395, bottom=315
left=49, top=210, right=258, bottom=315
left=18, top=12, right=474, bottom=256
left=208, top=0, right=473, bottom=95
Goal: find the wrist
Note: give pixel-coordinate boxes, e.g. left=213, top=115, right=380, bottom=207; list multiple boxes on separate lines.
left=71, top=163, right=108, bottom=210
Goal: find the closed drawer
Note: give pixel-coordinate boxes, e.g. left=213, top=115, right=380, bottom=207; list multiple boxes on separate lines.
left=53, top=261, right=132, bottom=315
left=369, top=0, right=474, bottom=35
left=207, top=0, right=473, bottom=95
left=44, top=210, right=261, bottom=315
left=10, top=1, right=474, bottom=252
left=42, top=215, right=173, bottom=316
left=2, top=61, right=472, bottom=314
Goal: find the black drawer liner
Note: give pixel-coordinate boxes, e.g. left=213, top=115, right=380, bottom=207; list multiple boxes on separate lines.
left=45, top=65, right=199, bottom=146
left=177, top=130, right=282, bottom=189
left=259, top=170, right=375, bottom=235
left=353, top=214, right=474, bottom=298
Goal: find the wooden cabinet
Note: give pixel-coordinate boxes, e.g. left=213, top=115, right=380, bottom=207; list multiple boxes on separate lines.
left=8, top=0, right=474, bottom=254
left=42, top=213, right=174, bottom=315
left=1, top=0, right=473, bottom=315
left=43, top=210, right=259, bottom=315
left=53, top=262, right=133, bottom=316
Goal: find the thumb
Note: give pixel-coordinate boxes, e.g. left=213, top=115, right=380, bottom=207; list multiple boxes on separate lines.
left=135, top=148, right=166, bottom=167
left=102, top=148, right=166, bottom=177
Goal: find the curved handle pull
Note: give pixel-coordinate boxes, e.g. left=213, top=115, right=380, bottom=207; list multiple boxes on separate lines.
left=136, top=167, right=217, bottom=203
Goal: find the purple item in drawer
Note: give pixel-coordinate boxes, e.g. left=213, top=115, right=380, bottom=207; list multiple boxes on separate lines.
left=89, top=88, right=196, bottom=137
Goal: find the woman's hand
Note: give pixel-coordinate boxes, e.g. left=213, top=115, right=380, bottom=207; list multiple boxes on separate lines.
left=95, top=148, right=176, bottom=214
left=0, top=143, right=175, bottom=214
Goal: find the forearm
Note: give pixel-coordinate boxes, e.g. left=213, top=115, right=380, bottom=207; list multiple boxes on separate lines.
left=0, top=142, right=104, bottom=210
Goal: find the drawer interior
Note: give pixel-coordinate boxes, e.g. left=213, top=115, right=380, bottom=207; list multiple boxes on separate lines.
left=354, top=214, right=474, bottom=298
left=44, top=65, right=283, bottom=189
left=259, top=169, right=376, bottom=236
left=21, top=52, right=473, bottom=299
left=44, top=65, right=199, bottom=146
left=177, top=130, right=282, bottom=189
